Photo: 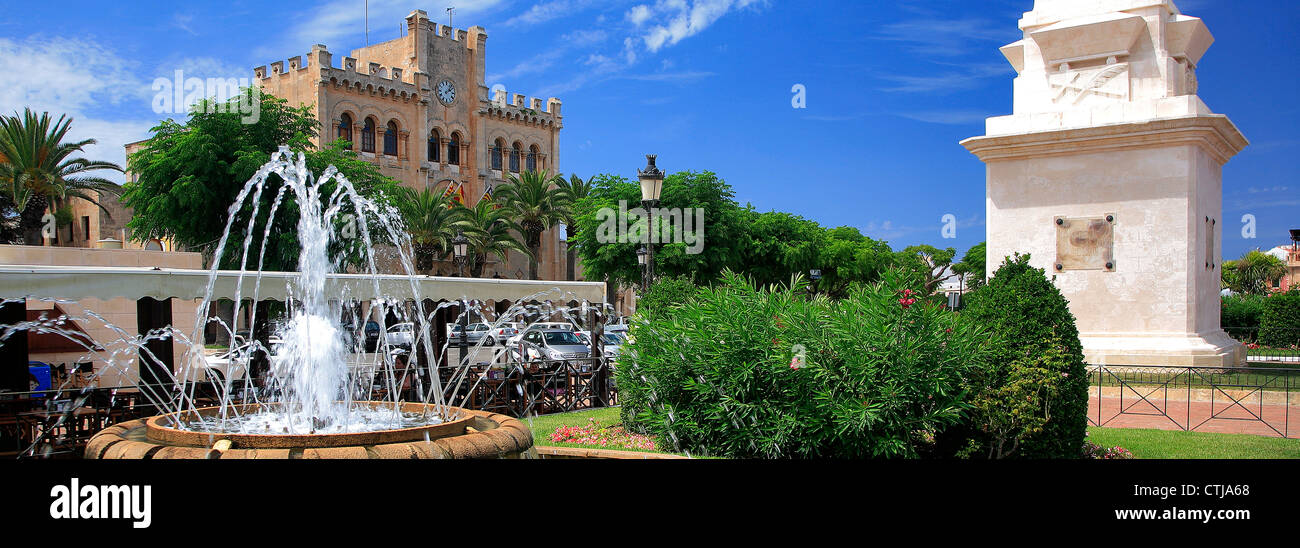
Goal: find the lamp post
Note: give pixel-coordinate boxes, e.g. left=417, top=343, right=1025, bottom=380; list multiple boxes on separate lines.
left=636, top=245, right=649, bottom=292
left=452, top=232, right=470, bottom=358
left=637, top=154, right=664, bottom=290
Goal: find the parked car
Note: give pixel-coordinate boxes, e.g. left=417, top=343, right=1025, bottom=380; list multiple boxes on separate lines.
left=584, top=331, right=626, bottom=359
left=482, top=323, right=520, bottom=346
left=385, top=322, right=415, bottom=350
left=511, top=329, right=590, bottom=362
left=505, top=322, right=578, bottom=346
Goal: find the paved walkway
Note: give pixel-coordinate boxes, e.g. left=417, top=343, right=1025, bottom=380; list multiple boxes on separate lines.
left=1088, top=392, right=1298, bottom=438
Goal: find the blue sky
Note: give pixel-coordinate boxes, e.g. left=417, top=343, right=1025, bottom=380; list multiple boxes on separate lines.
left=0, top=0, right=1295, bottom=258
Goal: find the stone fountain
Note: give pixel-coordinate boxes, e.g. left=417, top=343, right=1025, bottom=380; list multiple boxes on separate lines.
left=0, top=148, right=600, bottom=459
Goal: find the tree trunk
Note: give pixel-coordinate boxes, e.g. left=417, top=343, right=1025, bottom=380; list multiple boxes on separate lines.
left=566, top=246, right=577, bottom=281
left=20, top=194, right=48, bottom=246
left=565, top=226, right=576, bottom=281
left=528, top=243, right=540, bottom=280
left=470, top=252, right=486, bottom=278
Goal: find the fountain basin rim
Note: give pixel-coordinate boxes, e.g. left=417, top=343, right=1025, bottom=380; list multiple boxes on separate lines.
left=145, top=402, right=471, bottom=449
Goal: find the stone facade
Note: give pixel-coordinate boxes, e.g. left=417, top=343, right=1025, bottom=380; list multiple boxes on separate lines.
left=962, top=0, right=1248, bottom=366
left=255, top=9, right=569, bottom=280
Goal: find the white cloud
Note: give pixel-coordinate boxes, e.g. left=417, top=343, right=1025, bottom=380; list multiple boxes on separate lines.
left=283, top=0, right=507, bottom=54
left=561, top=29, right=608, bottom=47
left=505, top=0, right=594, bottom=28
left=875, top=18, right=1011, bottom=57
left=172, top=14, right=198, bottom=36
left=896, top=110, right=993, bottom=125
left=626, top=5, right=653, bottom=26
left=629, top=0, right=764, bottom=53
left=0, top=36, right=156, bottom=181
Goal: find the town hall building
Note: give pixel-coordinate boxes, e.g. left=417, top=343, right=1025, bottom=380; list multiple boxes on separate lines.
left=254, top=9, right=568, bottom=279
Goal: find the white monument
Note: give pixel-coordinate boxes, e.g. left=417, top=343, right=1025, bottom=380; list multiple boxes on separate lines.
left=962, top=0, right=1248, bottom=366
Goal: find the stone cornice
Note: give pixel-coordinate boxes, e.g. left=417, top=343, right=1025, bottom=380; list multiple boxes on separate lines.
left=961, top=115, right=1249, bottom=165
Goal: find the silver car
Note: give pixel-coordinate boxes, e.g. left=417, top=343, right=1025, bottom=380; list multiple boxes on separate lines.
left=514, top=329, right=590, bottom=362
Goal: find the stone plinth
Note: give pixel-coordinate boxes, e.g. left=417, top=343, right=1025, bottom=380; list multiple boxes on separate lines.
left=962, top=1, right=1248, bottom=367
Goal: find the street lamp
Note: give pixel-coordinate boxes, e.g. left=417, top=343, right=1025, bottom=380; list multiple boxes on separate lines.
left=636, top=245, right=649, bottom=291
left=637, top=154, right=664, bottom=289
left=452, top=232, right=470, bottom=357
left=452, top=232, right=469, bottom=277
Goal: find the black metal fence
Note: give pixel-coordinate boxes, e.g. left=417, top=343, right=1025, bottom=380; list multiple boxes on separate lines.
left=1088, top=364, right=1298, bottom=438
left=1, top=357, right=619, bottom=458
left=434, top=357, right=617, bottom=418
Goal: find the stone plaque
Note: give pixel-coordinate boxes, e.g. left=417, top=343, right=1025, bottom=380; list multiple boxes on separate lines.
left=1054, top=215, right=1115, bottom=272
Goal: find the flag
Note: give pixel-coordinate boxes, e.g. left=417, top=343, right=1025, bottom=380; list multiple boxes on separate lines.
left=442, top=180, right=466, bottom=206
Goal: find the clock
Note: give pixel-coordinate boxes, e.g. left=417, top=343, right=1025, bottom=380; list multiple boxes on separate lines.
left=436, top=80, right=456, bottom=105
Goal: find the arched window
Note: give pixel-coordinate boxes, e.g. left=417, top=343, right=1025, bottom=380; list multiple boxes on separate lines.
left=491, top=139, right=504, bottom=171
left=509, top=142, right=521, bottom=173
left=526, top=145, right=539, bottom=172
left=338, top=113, right=353, bottom=149
left=383, top=121, right=398, bottom=156
left=428, top=129, right=440, bottom=162
left=361, top=118, right=376, bottom=153
left=448, top=133, right=461, bottom=165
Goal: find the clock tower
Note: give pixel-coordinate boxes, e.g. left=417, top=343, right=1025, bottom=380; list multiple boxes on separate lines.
left=254, top=10, right=568, bottom=280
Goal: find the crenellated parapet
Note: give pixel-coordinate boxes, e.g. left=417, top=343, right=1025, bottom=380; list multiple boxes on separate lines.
left=482, top=87, right=562, bottom=129
left=255, top=44, right=424, bottom=105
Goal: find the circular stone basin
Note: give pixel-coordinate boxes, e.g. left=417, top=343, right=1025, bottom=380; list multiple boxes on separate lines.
left=86, top=403, right=536, bottom=459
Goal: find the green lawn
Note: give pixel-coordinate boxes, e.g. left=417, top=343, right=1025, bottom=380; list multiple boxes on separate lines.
left=1088, top=426, right=1300, bottom=459
left=523, top=407, right=680, bottom=455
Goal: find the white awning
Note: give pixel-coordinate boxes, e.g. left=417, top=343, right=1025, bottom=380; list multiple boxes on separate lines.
left=0, top=265, right=606, bottom=303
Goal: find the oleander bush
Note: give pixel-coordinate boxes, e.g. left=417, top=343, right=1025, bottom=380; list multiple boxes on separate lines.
left=951, top=253, right=1090, bottom=459
left=1258, top=289, right=1300, bottom=348
left=618, top=268, right=998, bottom=458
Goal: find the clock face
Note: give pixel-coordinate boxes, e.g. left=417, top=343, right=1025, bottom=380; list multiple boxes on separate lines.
left=436, top=80, right=456, bottom=105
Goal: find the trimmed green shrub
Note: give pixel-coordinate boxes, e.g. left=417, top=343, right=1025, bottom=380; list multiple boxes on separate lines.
left=1258, top=290, right=1300, bottom=348
left=955, top=253, right=1090, bottom=459
left=618, top=269, right=997, bottom=458
left=1221, top=294, right=1267, bottom=340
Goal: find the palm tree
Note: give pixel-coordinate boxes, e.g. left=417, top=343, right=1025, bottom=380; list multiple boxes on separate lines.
left=1222, top=250, right=1288, bottom=295
left=495, top=170, right=567, bottom=280
left=0, top=109, right=124, bottom=245
left=554, top=174, right=594, bottom=281
left=392, top=186, right=471, bottom=275
left=460, top=198, right=531, bottom=278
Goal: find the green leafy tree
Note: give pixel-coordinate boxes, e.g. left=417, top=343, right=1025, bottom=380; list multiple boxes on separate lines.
left=733, top=210, right=825, bottom=289
left=0, top=108, right=123, bottom=245
left=1222, top=250, right=1288, bottom=296
left=393, top=186, right=471, bottom=275
left=895, top=245, right=959, bottom=296
left=573, top=171, right=748, bottom=289
left=554, top=174, right=594, bottom=280
left=123, top=91, right=398, bottom=271
left=496, top=170, right=567, bottom=280
left=459, top=197, right=530, bottom=278
left=812, top=226, right=895, bottom=297
left=952, top=241, right=987, bottom=289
